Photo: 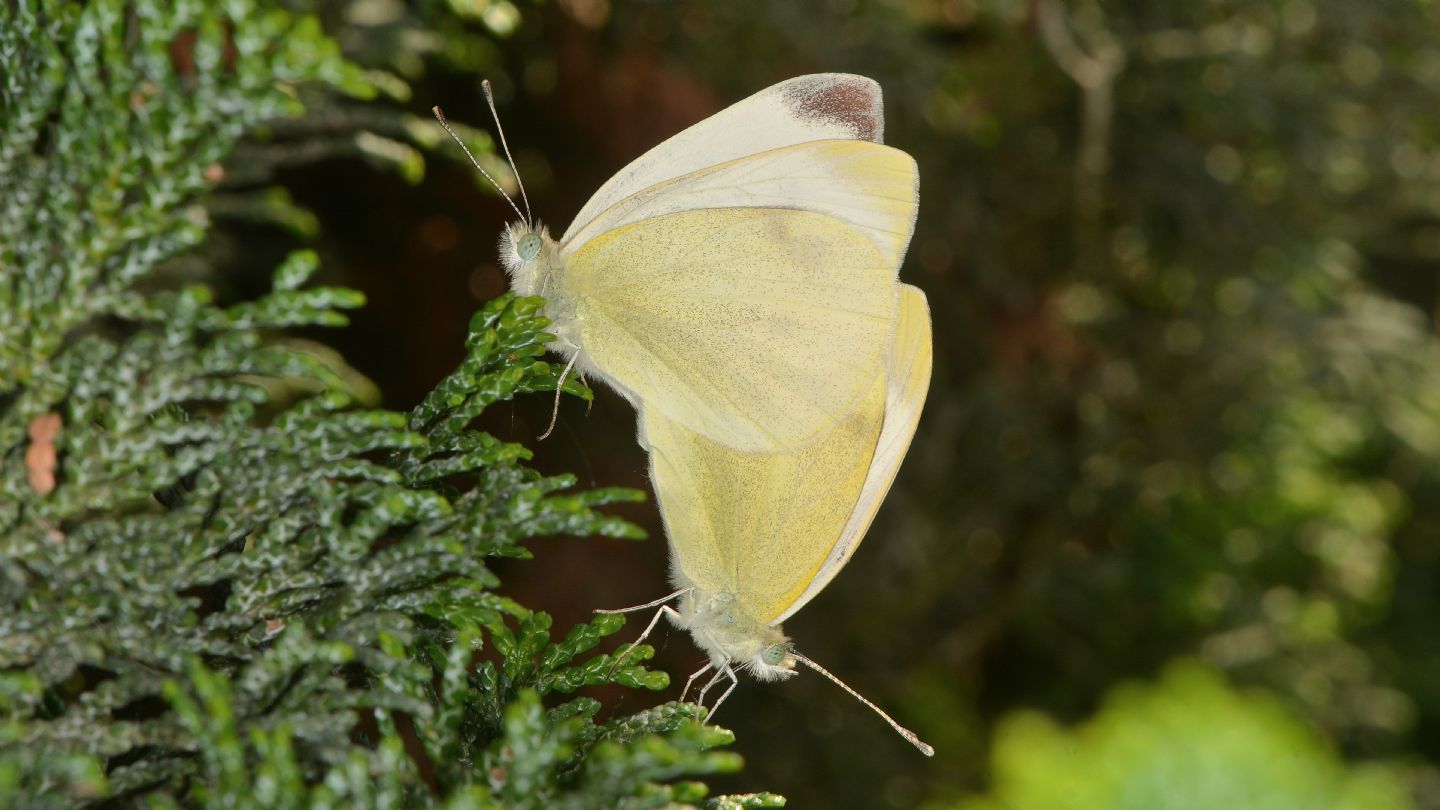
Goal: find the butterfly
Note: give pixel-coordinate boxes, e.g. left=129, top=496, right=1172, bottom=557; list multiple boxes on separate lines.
left=616, top=284, right=934, bottom=756
left=437, top=73, right=931, bottom=754
left=492, top=73, right=918, bottom=453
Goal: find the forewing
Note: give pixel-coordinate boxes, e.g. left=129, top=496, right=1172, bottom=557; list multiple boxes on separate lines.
left=562, top=73, right=886, bottom=245
left=646, top=373, right=887, bottom=626
left=563, top=139, right=919, bottom=273
left=772, top=284, right=933, bottom=623
left=566, top=206, right=898, bottom=452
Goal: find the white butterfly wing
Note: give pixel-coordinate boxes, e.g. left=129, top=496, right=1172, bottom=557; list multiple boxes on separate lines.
left=645, top=361, right=888, bottom=628
left=564, top=205, right=900, bottom=453
left=772, top=284, right=933, bottom=624
left=563, top=139, right=918, bottom=273
left=644, top=284, right=931, bottom=628
left=561, top=73, right=887, bottom=246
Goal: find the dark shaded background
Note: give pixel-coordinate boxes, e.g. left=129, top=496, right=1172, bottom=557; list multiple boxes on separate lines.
left=222, top=0, right=1440, bottom=806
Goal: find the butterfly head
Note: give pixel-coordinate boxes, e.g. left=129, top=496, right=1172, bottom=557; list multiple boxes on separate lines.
left=677, top=587, right=798, bottom=682
left=516, top=231, right=543, bottom=261
left=744, top=638, right=798, bottom=682
left=500, top=221, right=558, bottom=296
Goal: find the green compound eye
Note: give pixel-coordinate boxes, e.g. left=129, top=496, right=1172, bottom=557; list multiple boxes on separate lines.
left=761, top=644, right=787, bottom=666
left=517, top=232, right=542, bottom=261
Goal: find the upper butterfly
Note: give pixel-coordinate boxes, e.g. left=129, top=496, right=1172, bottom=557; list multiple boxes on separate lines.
left=498, top=74, right=919, bottom=453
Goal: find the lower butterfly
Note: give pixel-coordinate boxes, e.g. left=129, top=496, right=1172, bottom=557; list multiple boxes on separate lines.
left=603, top=284, right=935, bottom=756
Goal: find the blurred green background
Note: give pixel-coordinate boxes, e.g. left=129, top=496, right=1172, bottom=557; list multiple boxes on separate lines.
left=227, top=0, right=1440, bottom=806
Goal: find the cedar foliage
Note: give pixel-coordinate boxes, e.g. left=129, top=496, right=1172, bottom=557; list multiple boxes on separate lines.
left=0, top=2, right=780, bottom=806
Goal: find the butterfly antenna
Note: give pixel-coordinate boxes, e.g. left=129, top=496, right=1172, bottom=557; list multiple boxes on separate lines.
left=431, top=105, right=527, bottom=224
left=792, top=652, right=935, bottom=757
left=482, top=79, right=533, bottom=225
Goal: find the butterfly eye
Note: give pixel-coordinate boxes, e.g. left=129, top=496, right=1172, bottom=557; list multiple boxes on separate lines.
left=761, top=644, right=787, bottom=666
left=517, top=232, right=542, bottom=261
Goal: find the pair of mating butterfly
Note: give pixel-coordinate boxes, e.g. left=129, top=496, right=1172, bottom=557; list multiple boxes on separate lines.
left=437, top=74, right=933, bottom=756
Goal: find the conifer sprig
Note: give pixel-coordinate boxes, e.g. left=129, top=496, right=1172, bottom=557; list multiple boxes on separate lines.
left=0, top=1, right=771, bottom=806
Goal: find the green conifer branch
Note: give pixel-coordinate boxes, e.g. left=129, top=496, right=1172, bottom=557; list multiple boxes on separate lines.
left=0, top=1, right=771, bottom=806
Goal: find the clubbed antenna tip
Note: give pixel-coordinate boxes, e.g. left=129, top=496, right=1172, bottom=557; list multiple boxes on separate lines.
left=793, top=652, right=935, bottom=757
left=431, top=104, right=527, bottom=225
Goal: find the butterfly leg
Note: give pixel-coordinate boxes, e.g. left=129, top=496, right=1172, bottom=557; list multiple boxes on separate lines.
left=603, top=604, right=681, bottom=675
left=537, top=352, right=580, bottom=441
left=594, top=587, right=692, bottom=616
left=694, top=661, right=731, bottom=707
left=701, top=664, right=741, bottom=723
left=680, top=661, right=715, bottom=702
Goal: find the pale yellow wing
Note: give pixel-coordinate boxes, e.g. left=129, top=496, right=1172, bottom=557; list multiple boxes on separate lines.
left=772, top=284, right=932, bottom=623
left=644, top=286, right=931, bottom=627
left=562, top=73, right=888, bottom=245
left=563, top=140, right=919, bottom=273
left=565, top=206, right=898, bottom=453
left=645, top=367, right=888, bottom=627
